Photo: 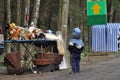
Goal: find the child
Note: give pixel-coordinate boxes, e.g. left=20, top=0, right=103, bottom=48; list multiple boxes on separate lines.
left=68, top=27, right=84, bottom=74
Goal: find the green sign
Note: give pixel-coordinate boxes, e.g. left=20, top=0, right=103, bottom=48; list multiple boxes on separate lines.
left=87, top=0, right=107, bottom=26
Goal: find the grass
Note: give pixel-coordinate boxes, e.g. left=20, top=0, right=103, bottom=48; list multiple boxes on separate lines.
left=0, top=53, right=6, bottom=67
left=0, top=54, right=4, bottom=62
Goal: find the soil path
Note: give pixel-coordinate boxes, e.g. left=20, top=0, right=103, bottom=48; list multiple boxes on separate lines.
left=0, top=54, right=120, bottom=80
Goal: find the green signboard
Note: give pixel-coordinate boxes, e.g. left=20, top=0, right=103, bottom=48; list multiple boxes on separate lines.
left=87, top=0, right=107, bottom=26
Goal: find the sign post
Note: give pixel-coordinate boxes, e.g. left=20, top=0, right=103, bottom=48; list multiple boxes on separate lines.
left=87, top=0, right=107, bottom=26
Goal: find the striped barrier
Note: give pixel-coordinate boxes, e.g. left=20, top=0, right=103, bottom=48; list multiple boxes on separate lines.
left=92, top=23, right=120, bottom=52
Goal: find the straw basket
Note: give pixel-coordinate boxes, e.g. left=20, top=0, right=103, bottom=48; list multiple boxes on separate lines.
left=54, top=54, right=63, bottom=64
left=33, top=59, right=52, bottom=65
left=7, top=66, right=26, bottom=75
left=4, top=51, right=21, bottom=69
left=4, top=51, right=26, bottom=75
left=34, top=53, right=63, bottom=65
left=33, top=46, right=63, bottom=65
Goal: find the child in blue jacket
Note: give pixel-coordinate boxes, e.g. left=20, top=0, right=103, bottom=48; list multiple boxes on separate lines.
left=68, top=27, right=84, bottom=74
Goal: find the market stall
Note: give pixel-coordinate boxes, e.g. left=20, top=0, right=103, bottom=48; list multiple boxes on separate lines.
left=3, top=23, right=64, bottom=74
left=4, top=40, right=64, bottom=74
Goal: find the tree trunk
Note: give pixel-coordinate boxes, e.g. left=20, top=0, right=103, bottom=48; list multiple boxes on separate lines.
left=15, top=0, right=21, bottom=52
left=109, top=5, right=114, bottom=23
left=79, top=0, right=86, bottom=42
left=58, top=0, right=69, bottom=68
left=5, top=0, right=11, bottom=53
left=20, top=0, right=30, bottom=61
left=58, top=0, right=69, bottom=43
left=6, top=0, right=11, bottom=23
left=16, top=0, right=21, bottom=25
left=31, top=0, right=41, bottom=26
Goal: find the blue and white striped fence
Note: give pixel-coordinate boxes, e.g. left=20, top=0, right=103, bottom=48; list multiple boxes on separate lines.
left=92, top=25, right=106, bottom=52
left=92, top=23, right=120, bottom=52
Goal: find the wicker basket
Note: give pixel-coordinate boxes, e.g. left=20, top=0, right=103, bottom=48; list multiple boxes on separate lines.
left=34, top=53, right=63, bottom=65
left=7, top=66, right=26, bottom=75
left=4, top=51, right=21, bottom=69
left=54, top=54, right=63, bottom=64
left=34, top=46, right=63, bottom=65
left=33, top=59, right=52, bottom=65
left=35, top=53, right=55, bottom=60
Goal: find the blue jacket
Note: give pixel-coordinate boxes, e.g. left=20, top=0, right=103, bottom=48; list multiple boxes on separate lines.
left=68, top=38, right=84, bottom=54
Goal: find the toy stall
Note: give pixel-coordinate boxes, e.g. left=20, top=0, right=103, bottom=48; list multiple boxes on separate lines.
left=3, top=23, right=65, bottom=74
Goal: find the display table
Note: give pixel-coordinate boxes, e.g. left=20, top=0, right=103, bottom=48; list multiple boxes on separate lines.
left=4, top=39, right=59, bottom=74
left=4, top=39, right=57, bottom=59
left=4, top=39, right=57, bottom=45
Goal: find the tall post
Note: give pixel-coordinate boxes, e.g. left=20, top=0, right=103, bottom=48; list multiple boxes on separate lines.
left=58, top=0, right=70, bottom=69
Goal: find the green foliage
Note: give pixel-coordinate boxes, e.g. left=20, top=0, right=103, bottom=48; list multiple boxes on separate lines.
left=112, top=0, right=120, bottom=10
left=0, top=54, right=4, bottom=62
left=69, top=0, right=86, bottom=25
